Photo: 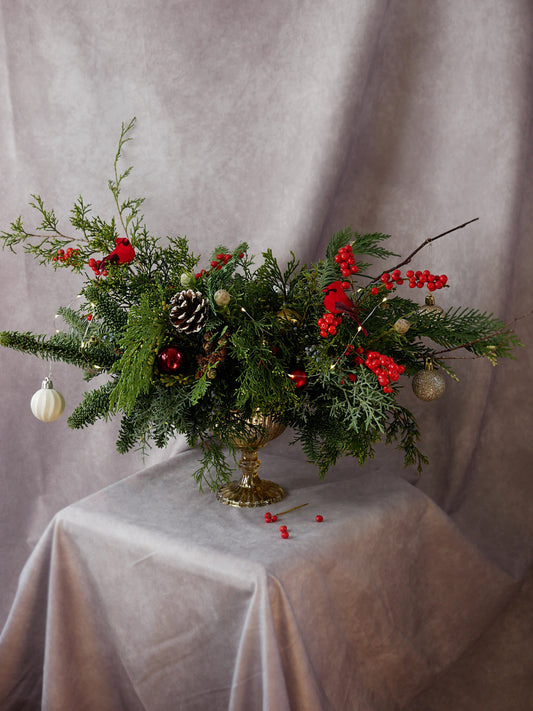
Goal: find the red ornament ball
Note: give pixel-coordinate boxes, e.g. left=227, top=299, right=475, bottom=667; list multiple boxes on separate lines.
left=289, top=369, right=308, bottom=389
left=157, top=345, right=186, bottom=373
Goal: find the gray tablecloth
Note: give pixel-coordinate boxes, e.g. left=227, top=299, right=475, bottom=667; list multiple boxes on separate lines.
left=0, top=451, right=517, bottom=711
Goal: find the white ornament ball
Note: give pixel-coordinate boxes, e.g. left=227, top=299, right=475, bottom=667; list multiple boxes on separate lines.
left=214, top=289, right=231, bottom=307
left=31, top=377, right=65, bottom=422
left=393, top=318, right=410, bottom=334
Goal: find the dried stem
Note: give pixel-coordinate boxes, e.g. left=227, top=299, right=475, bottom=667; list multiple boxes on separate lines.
left=371, top=217, right=480, bottom=282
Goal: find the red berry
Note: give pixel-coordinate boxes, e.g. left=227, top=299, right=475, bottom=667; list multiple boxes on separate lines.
left=406, top=270, right=414, bottom=278
left=371, top=287, right=379, bottom=295
left=348, top=373, right=357, bottom=382
left=385, top=282, right=393, bottom=290
left=380, top=273, right=391, bottom=283
left=264, top=512, right=272, bottom=520
left=87, top=314, right=93, bottom=321
left=281, top=531, right=289, bottom=539
left=279, top=525, right=287, bottom=532
left=271, top=515, right=278, bottom=522
left=315, top=515, right=323, bottom=522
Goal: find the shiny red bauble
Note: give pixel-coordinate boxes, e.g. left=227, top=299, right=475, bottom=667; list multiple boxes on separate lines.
left=289, top=369, right=308, bottom=389
left=157, top=345, right=186, bottom=373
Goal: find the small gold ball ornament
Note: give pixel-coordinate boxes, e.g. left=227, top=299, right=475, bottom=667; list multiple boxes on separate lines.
left=412, top=361, right=446, bottom=401
left=393, top=318, right=410, bottom=334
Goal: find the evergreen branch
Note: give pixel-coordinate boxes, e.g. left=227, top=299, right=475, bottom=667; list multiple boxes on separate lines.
left=68, top=381, right=115, bottom=428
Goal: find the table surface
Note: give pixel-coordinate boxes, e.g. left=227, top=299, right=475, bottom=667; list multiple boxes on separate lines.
left=0, top=450, right=516, bottom=711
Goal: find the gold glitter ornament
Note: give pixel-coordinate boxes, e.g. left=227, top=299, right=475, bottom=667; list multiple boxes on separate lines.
left=393, top=318, right=410, bottom=334
left=412, top=361, right=446, bottom=401
left=418, top=293, right=444, bottom=316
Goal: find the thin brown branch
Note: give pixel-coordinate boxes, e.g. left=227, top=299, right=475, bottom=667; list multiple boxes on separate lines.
left=371, top=217, right=480, bottom=282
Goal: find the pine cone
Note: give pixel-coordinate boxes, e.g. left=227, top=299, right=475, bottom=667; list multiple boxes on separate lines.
left=169, top=289, right=209, bottom=334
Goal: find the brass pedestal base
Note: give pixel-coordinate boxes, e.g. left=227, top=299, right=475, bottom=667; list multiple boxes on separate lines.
left=216, top=448, right=285, bottom=507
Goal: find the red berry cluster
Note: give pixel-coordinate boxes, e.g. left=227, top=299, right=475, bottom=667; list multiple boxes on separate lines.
left=364, top=350, right=405, bottom=394
left=88, top=257, right=107, bottom=276
left=334, top=244, right=359, bottom=278
left=264, top=511, right=278, bottom=523
left=405, top=270, right=448, bottom=291
left=379, top=269, right=404, bottom=291
left=371, top=269, right=448, bottom=294
left=52, top=247, right=81, bottom=266
left=317, top=312, right=343, bottom=338
left=195, top=252, right=245, bottom=280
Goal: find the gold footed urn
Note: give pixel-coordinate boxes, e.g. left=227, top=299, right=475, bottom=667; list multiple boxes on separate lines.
left=216, top=413, right=286, bottom=507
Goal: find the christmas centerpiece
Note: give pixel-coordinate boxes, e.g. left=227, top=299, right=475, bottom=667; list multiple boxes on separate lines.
left=0, top=119, right=523, bottom=505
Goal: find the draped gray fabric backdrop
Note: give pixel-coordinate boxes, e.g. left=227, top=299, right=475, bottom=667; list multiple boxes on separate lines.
left=1, top=1, right=532, bottom=708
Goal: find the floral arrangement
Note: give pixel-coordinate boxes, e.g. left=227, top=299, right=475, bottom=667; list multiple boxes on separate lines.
left=0, top=119, right=522, bottom=489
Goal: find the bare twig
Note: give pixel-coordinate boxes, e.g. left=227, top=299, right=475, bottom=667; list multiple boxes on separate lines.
left=371, top=217, right=480, bottom=282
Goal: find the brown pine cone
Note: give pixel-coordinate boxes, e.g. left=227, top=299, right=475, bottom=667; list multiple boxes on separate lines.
left=169, top=289, right=209, bottom=334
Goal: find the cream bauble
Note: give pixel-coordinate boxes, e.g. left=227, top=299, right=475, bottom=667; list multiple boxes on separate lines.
left=31, top=377, right=65, bottom=422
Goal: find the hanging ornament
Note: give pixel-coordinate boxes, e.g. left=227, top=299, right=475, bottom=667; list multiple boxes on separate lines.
left=169, top=289, right=209, bottom=334
left=30, top=377, right=65, bottom=422
left=393, top=318, right=410, bottom=334
left=418, top=293, right=444, bottom=316
left=157, top=345, right=186, bottom=374
left=289, top=369, right=308, bottom=389
left=412, top=361, right=446, bottom=401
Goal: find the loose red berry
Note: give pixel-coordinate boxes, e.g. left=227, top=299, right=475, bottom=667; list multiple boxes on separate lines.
left=271, top=515, right=278, bottom=522
left=315, top=515, right=323, bottom=522
left=279, top=525, right=287, bottom=532
left=281, top=531, right=289, bottom=539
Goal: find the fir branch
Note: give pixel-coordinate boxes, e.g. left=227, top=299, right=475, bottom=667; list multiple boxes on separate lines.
left=68, top=381, right=115, bottom=428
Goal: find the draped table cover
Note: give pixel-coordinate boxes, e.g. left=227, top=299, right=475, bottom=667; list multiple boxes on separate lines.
left=0, top=451, right=517, bottom=711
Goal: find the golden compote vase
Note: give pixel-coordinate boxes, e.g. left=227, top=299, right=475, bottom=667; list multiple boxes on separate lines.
left=216, top=413, right=286, bottom=507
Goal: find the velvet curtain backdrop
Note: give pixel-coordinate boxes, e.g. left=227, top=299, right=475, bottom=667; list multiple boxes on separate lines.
left=1, top=1, right=532, bottom=708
